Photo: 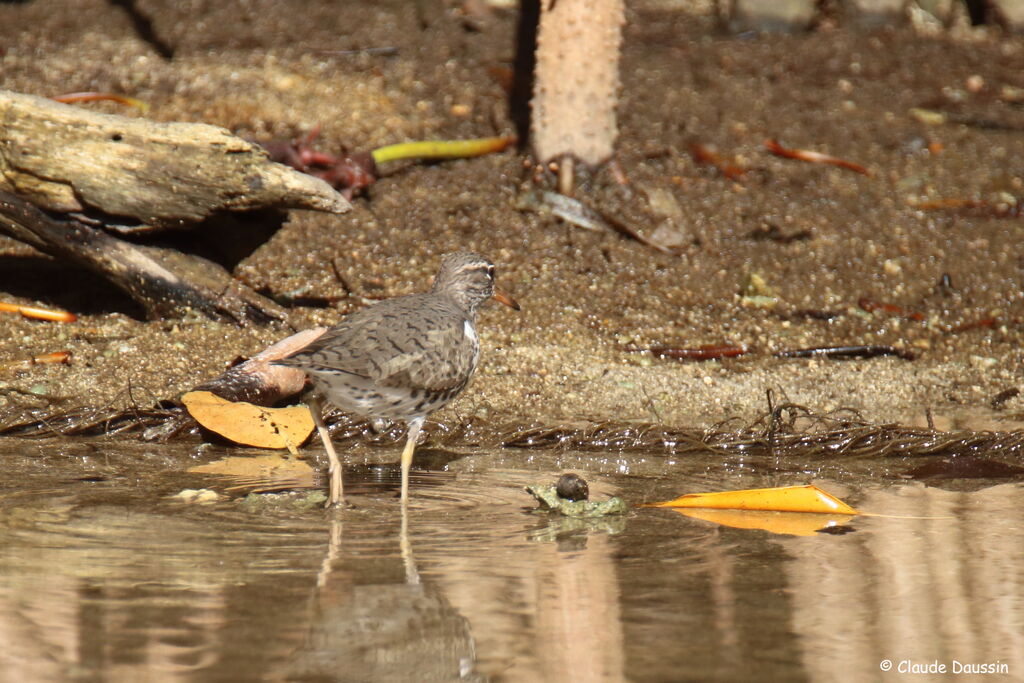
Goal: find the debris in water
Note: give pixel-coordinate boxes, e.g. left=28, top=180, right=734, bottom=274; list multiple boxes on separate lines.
left=555, top=472, right=590, bottom=501
left=526, top=480, right=625, bottom=517
left=644, top=484, right=858, bottom=514
left=174, top=488, right=222, bottom=504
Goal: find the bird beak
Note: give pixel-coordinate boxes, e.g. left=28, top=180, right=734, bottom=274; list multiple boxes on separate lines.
left=492, top=287, right=521, bottom=311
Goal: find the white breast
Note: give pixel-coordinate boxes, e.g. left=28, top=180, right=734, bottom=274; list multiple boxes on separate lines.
left=463, top=320, right=478, bottom=345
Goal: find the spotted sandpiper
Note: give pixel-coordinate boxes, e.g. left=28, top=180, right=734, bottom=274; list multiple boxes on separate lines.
left=275, top=252, right=519, bottom=507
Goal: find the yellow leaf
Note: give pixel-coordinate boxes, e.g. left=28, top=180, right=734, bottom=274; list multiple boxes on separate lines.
left=181, top=391, right=314, bottom=451
left=669, top=508, right=853, bottom=536
left=644, top=484, right=858, bottom=515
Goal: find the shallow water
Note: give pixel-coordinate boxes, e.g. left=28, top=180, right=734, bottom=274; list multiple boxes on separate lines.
left=0, top=439, right=1021, bottom=682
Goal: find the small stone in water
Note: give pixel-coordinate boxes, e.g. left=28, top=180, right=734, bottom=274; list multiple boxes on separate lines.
left=174, top=488, right=221, bottom=504
left=556, top=473, right=589, bottom=501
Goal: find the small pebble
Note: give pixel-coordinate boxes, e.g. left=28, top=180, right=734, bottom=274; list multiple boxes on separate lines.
left=175, top=488, right=221, bottom=504
left=556, top=473, right=589, bottom=501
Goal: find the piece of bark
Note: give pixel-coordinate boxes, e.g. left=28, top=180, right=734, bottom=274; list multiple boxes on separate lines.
left=0, top=190, right=287, bottom=324
left=0, top=90, right=350, bottom=231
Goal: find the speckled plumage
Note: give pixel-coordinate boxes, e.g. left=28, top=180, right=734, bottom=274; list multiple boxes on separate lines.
left=275, top=252, right=517, bottom=506
left=282, top=290, right=482, bottom=419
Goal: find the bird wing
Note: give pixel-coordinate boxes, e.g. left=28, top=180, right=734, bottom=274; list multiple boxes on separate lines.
left=276, top=294, right=476, bottom=394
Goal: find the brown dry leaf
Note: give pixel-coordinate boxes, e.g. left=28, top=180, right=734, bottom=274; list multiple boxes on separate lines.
left=644, top=484, right=858, bottom=515
left=669, top=508, right=853, bottom=536
left=181, top=390, right=314, bottom=452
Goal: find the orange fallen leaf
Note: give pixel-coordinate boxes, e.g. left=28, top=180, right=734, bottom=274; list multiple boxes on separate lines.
left=51, top=91, right=149, bottom=113
left=181, top=390, right=314, bottom=452
left=644, top=484, right=858, bottom=515
left=31, top=350, right=72, bottom=364
left=1, top=350, right=73, bottom=371
left=0, top=301, right=77, bottom=322
left=670, top=508, right=853, bottom=536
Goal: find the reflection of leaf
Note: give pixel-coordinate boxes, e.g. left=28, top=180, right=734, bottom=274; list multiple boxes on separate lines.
left=670, top=508, right=855, bottom=537
left=188, top=454, right=314, bottom=479
left=182, top=391, right=314, bottom=452
left=645, top=484, right=858, bottom=515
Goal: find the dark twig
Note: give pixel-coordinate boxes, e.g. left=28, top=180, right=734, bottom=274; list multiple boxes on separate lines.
left=774, top=345, right=916, bottom=361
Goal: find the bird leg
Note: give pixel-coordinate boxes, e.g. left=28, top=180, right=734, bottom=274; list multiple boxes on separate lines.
left=400, top=503, right=420, bottom=585
left=308, top=394, right=344, bottom=508
left=400, top=417, right=425, bottom=504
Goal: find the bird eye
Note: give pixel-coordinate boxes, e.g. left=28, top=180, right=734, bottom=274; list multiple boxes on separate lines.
left=487, top=265, right=495, bottom=279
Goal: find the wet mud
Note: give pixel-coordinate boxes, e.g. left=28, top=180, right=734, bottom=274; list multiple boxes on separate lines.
left=0, top=1, right=1023, bottom=433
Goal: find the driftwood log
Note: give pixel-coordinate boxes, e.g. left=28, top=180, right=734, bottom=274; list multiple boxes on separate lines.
left=0, top=90, right=349, bottom=229
left=0, top=191, right=289, bottom=324
left=0, top=90, right=351, bottom=324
